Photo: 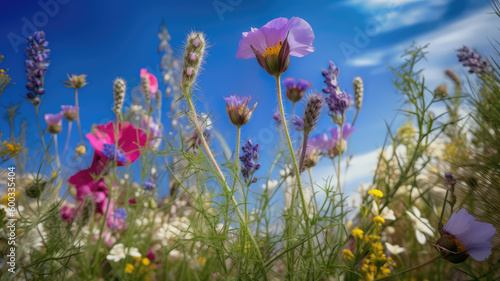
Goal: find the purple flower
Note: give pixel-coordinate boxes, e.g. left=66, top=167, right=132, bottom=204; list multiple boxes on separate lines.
left=25, top=31, right=50, bottom=100
left=322, top=61, right=340, bottom=95
left=44, top=112, right=63, bottom=134
left=114, top=208, right=127, bottom=219
left=223, top=94, right=258, bottom=127
left=457, top=46, right=490, bottom=74
left=283, top=77, right=312, bottom=103
left=322, top=61, right=353, bottom=118
left=292, top=115, right=304, bottom=131
left=61, top=105, right=78, bottom=121
left=309, top=124, right=356, bottom=157
left=141, top=116, right=163, bottom=149
left=144, top=180, right=156, bottom=191
left=236, top=17, right=315, bottom=76
left=438, top=208, right=496, bottom=263
left=239, top=139, right=261, bottom=185
left=272, top=110, right=282, bottom=125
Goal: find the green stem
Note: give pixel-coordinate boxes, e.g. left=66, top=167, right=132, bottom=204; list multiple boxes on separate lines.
left=53, top=134, right=60, bottom=168
left=275, top=75, right=314, bottom=277
left=63, top=121, right=72, bottom=158
left=74, top=89, right=88, bottom=165
left=185, top=96, right=267, bottom=280
left=374, top=255, right=441, bottom=281
left=35, top=105, right=47, bottom=151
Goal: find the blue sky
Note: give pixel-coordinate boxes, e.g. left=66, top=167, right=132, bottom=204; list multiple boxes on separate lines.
left=0, top=0, right=498, bottom=196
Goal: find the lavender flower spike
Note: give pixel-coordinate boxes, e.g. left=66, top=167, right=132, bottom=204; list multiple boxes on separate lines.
left=223, top=94, right=257, bottom=127
left=239, top=139, right=261, bottom=185
left=25, top=31, right=50, bottom=102
left=437, top=208, right=496, bottom=263
left=236, top=17, right=315, bottom=76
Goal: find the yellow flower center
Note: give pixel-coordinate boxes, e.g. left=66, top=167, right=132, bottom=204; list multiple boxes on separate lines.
left=262, top=40, right=283, bottom=58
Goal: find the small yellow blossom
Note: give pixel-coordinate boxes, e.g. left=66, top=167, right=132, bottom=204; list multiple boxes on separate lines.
left=75, top=144, right=86, bottom=156
left=141, top=257, right=151, bottom=266
left=352, top=228, right=364, bottom=239
left=197, top=256, right=207, bottom=265
left=125, top=263, right=135, bottom=274
left=373, top=216, right=385, bottom=226
left=342, top=249, right=355, bottom=260
left=368, top=189, right=383, bottom=198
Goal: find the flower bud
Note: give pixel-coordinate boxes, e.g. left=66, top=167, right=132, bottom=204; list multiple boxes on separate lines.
left=61, top=105, right=78, bottom=121
left=25, top=180, right=48, bottom=198
left=181, top=32, right=206, bottom=94
left=445, top=69, right=461, bottom=87
left=353, top=77, right=363, bottom=111
left=223, top=95, right=257, bottom=127
left=113, top=78, right=126, bottom=114
left=435, top=84, right=448, bottom=99
left=44, top=112, right=63, bottom=134
left=303, top=93, right=323, bottom=135
left=284, top=78, right=311, bottom=103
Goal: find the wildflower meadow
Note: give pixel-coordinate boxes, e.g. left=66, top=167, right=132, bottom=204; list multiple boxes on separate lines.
left=0, top=1, right=500, bottom=280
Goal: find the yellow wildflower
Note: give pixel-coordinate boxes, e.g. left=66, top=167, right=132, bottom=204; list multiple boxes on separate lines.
left=125, top=263, right=135, bottom=274
left=342, top=249, right=355, bottom=260
left=352, top=228, right=364, bottom=239
left=368, top=189, right=383, bottom=198
left=141, top=257, right=151, bottom=266
left=373, top=215, right=385, bottom=226
left=75, top=144, right=86, bottom=156
left=197, top=256, right=207, bottom=265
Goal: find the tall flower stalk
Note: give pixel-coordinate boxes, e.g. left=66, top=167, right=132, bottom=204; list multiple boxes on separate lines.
left=182, top=31, right=267, bottom=279
left=63, top=74, right=88, bottom=161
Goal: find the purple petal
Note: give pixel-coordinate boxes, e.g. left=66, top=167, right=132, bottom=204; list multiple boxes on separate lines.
left=283, top=77, right=295, bottom=88
left=297, top=79, right=312, bottom=90
left=467, top=241, right=494, bottom=261
left=342, top=124, right=357, bottom=140
left=443, top=209, right=474, bottom=236
left=286, top=17, right=315, bottom=57
left=236, top=28, right=267, bottom=59
left=456, top=220, right=496, bottom=250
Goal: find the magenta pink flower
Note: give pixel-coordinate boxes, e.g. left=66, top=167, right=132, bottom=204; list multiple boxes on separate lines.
left=86, top=121, right=148, bottom=166
left=140, top=68, right=159, bottom=94
left=236, top=17, right=315, bottom=76
left=60, top=204, right=76, bottom=223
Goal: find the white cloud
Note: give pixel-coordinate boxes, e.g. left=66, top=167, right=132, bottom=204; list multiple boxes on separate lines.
left=347, top=6, right=497, bottom=88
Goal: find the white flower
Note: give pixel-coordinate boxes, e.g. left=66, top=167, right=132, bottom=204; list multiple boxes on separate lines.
left=405, top=206, right=435, bottom=244
left=106, top=243, right=142, bottom=262
left=107, top=244, right=126, bottom=262
left=261, top=179, right=278, bottom=191
left=130, top=105, right=143, bottom=113
left=385, top=242, right=405, bottom=255
left=372, top=201, right=396, bottom=220
left=168, top=249, right=184, bottom=262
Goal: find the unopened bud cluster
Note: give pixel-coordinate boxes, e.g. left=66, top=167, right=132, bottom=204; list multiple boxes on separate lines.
left=181, top=32, right=206, bottom=94
left=353, top=77, right=363, bottom=111
left=303, top=93, right=323, bottom=136
left=113, top=78, right=126, bottom=114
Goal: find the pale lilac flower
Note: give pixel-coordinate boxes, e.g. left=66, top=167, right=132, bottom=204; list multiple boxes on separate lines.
left=292, top=115, right=304, bottom=131
left=283, top=77, right=312, bottom=103
left=236, top=17, right=315, bottom=76
left=272, top=110, right=282, bottom=125
left=44, top=112, right=63, bottom=134
left=441, top=208, right=495, bottom=261
left=223, top=94, right=258, bottom=127
left=61, top=105, right=78, bottom=121
left=308, top=124, right=356, bottom=157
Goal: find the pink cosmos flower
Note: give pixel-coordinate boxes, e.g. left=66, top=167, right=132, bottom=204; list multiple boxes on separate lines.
left=236, top=17, right=315, bottom=75
left=140, top=68, right=159, bottom=94
left=86, top=121, right=148, bottom=166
